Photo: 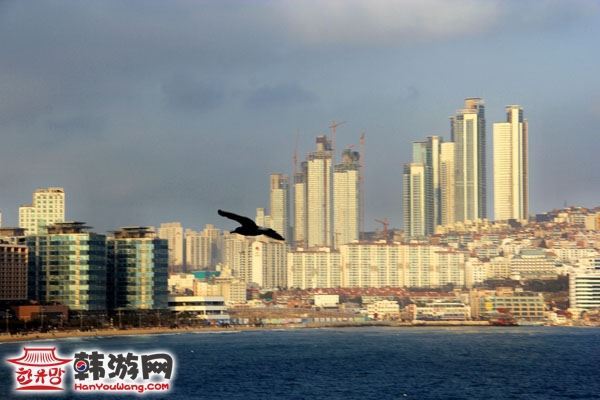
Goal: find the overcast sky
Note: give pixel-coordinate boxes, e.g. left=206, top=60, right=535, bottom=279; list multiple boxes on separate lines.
left=0, top=0, right=599, bottom=233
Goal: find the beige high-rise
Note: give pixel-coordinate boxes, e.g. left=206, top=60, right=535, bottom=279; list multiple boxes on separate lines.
left=293, top=162, right=307, bottom=247
left=158, top=222, right=184, bottom=270
left=270, top=173, right=289, bottom=240
left=402, top=163, right=426, bottom=238
left=333, top=149, right=360, bottom=247
left=307, top=136, right=333, bottom=247
left=19, top=187, right=65, bottom=235
left=493, top=105, right=528, bottom=222
left=439, top=142, right=456, bottom=226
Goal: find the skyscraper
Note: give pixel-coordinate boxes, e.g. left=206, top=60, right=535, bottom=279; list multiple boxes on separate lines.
left=493, top=105, right=529, bottom=222
left=158, top=222, right=184, bottom=272
left=19, top=187, right=65, bottom=235
left=451, top=98, right=487, bottom=222
left=307, top=135, right=333, bottom=247
left=333, top=149, right=360, bottom=247
left=293, top=162, right=308, bottom=247
left=402, top=163, right=426, bottom=238
left=412, top=136, right=441, bottom=234
left=270, top=173, right=290, bottom=240
left=439, top=142, right=456, bottom=226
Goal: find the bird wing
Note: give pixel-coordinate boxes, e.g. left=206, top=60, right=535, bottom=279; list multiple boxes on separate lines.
left=218, top=209, right=257, bottom=229
left=263, top=229, right=285, bottom=241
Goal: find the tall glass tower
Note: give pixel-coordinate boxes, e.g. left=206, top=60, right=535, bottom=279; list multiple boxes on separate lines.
left=451, top=98, right=487, bottom=222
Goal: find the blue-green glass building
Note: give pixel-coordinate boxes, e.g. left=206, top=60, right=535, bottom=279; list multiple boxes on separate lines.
left=107, top=227, right=168, bottom=310
left=27, top=222, right=107, bottom=311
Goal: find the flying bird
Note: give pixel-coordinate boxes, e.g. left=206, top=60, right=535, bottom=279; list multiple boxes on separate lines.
left=218, top=209, right=285, bottom=241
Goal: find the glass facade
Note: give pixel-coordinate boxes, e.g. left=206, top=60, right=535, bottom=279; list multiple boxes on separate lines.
left=107, top=236, right=168, bottom=310
left=27, top=232, right=107, bottom=311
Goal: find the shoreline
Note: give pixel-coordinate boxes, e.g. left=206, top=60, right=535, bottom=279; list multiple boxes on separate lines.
left=0, top=321, right=588, bottom=344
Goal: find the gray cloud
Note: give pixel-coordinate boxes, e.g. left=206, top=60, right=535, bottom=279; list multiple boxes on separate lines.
left=245, top=83, right=317, bottom=110
left=162, top=75, right=226, bottom=113
left=0, top=0, right=598, bottom=232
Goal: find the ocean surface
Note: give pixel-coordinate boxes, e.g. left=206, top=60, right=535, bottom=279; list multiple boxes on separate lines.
left=1, top=327, right=599, bottom=399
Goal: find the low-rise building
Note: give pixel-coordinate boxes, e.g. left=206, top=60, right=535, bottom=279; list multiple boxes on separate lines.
left=168, top=296, right=230, bottom=322
left=366, top=300, right=400, bottom=320
left=569, top=269, right=600, bottom=313
left=479, top=289, right=545, bottom=321
left=313, top=294, right=339, bottom=309
left=411, top=299, right=470, bottom=321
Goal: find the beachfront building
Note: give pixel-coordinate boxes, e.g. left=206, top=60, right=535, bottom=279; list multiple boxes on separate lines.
left=569, top=269, right=600, bottom=312
left=168, top=295, right=230, bottom=322
left=107, top=227, right=168, bottom=311
left=411, top=299, right=471, bottom=321
left=0, top=241, right=28, bottom=300
left=479, top=289, right=545, bottom=321
left=367, top=300, right=400, bottom=320
left=26, top=222, right=107, bottom=311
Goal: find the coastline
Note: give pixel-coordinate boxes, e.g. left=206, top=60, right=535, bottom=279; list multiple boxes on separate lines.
left=0, top=320, right=586, bottom=344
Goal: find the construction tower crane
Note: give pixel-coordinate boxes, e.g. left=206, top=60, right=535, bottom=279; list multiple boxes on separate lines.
left=375, top=218, right=389, bottom=243
left=329, top=120, right=346, bottom=163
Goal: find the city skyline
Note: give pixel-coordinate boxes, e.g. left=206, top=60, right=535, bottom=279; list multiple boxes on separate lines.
left=0, top=1, right=599, bottom=233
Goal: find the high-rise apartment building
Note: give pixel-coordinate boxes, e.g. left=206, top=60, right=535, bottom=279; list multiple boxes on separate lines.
left=270, top=173, right=290, bottom=241
left=27, top=222, right=107, bottom=310
left=402, top=163, right=426, bottom=238
left=439, top=142, right=456, bottom=226
left=19, top=187, right=65, bottom=235
left=306, top=136, right=333, bottom=247
left=222, top=233, right=253, bottom=283
left=293, top=162, right=308, bottom=247
left=493, top=105, right=528, bottom=222
left=185, top=229, right=212, bottom=270
left=451, top=98, right=486, bottom=222
left=107, top=227, right=168, bottom=310
left=333, top=149, right=360, bottom=247
left=158, top=222, right=184, bottom=272
left=251, top=239, right=287, bottom=289
left=413, top=136, right=441, bottom=233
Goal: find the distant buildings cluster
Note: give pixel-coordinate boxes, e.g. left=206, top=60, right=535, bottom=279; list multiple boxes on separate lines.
left=0, top=98, right=598, bottom=325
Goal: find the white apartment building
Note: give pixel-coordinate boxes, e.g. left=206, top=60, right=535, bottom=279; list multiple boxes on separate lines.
left=493, top=105, right=528, bottom=222
left=439, top=142, right=456, bottom=226
left=19, top=187, right=65, bottom=235
left=185, top=229, right=212, bottom=269
left=270, top=173, right=289, bottom=241
left=333, top=149, right=360, bottom=247
left=306, top=135, right=333, bottom=247
left=287, top=247, right=341, bottom=289
left=158, top=222, right=184, bottom=269
left=402, top=163, right=426, bottom=238
left=293, top=165, right=307, bottom=247
left=340, top=243, right=466, bottom=289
